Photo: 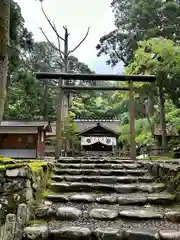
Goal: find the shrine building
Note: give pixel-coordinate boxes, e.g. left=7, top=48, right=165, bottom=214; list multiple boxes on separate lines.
left=75, top=119, right=121, bottom=152
left=0, top=121, right=52, bottom=159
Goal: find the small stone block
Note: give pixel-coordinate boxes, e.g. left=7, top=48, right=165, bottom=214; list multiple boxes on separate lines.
left=70, top=194, right=95, bottom=202
left=96, top=195, right=117, bottom=204
left=50, top=227, right=91, bottom=240
left=119, top=209, right=162, bottom=219
left=159, top=230, right=180, bottom=239
left=93, top=227, right=121, bottom=240
left=89, top=208, right=118, bottom=220
left=124, top=229, right=159, bottom=240
left=23, top=225, right=48, bottom=240
left=165, top=211, right=180, bottom=223
left=56, top=207, right=82, bottom=220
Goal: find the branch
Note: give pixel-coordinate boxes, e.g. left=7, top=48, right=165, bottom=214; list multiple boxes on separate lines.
left=63, top=25, right=70, bottom=36
left=39, top=27, right=65, bottom=57
left=56, top=60, right=65, bottom=70
left=69, top=27, right=90, bottom=54
left=114, top=50, right=127, bottom=65
left=40, top=1, right=65, bottom=41
left=52, top=22, right=65, bottom=65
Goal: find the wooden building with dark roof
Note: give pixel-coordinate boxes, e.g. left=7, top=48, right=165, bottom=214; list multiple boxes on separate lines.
left=46, top=119, right=121, bottom=154
left=74, top=119, right=121, bottom=152
left=0, top=121, right=52, bottom=159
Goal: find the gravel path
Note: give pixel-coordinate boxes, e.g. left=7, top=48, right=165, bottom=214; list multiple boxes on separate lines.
left=48, top=218, right=180, bottom=231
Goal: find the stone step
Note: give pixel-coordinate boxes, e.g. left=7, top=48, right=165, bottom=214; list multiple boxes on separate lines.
left=59, top=157, right=132, bottom=160
left=52, top=175, right=154, bottom=184
left=45, top=192, right=176, bottom=205
left=58, top=159, right=135, bottom=164
left=49, top=182, right=165, bottom=193
left=55, top=163, right=140, bottom=169
left=53, top=168, right=148, bottom=176
left=23, top=224, right=180, bottom=240
left=35, top=203, right=180, bottom=223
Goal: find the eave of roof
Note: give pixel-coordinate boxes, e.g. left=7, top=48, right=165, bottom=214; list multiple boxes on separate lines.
left=77, top=122, right=119, bottom=135
left=0, top=121, right=52, bottom=132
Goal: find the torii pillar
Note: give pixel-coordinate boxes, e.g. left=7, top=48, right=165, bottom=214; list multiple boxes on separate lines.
left=129, top=80, right=136, bottom=160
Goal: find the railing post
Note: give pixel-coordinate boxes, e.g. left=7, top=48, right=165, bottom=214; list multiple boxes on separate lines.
left=55, top=77, right=63, bottom=159
left=129, top=80, right=136, bottom=160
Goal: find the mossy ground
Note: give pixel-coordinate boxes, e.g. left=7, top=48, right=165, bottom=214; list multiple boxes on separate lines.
left=144, top=155, right=173, bottom=160
left=42, top=190, right=56, bottom=197
left=0, top=155, right=14, bottom=161
left=5, top=163, right=26, bottom=169
left=0, top=156, right=49, bottom=172
left=28, top=219, right=47, bottom=226
left=28, top=162, right=47, bottom=172
left=0, top=155, right=16, bottom=164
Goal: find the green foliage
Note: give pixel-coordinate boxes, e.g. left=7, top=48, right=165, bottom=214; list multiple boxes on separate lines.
left=9, top=1, right=34, bottom=74
left=62, top=116, right=79, bottom=149
left=97, top=0, right=180, bottom=66
left=120, top=118, right=155, bottom=146
left=127, top=38, right=180, bottom=84
left=70, top=85, right=146, bottom=120
left=6, top=43, right=94, bottom=120
left=8, top=72, right=44, bottom=120
left=166, top=103, right=180, bottom=132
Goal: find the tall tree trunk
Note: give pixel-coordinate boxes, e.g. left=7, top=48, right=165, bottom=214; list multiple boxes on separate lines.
left=3, top=73, right=11, bottom=119
left=146, top=96, right=154, bottom=117
left=159, top=85, right=168, bottom=153
left=0, top=0, right=10, bottom=122
left=145, top=95, right=155, bottom=137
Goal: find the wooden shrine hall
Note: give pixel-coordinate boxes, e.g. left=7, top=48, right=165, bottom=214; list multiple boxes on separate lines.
left=75, top=119, right=120, bottom=152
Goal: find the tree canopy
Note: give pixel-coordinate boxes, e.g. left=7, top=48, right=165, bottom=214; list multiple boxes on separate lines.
left=97, top=0, right=180, bottom=66
left=1, top=0, right=180, bottom=153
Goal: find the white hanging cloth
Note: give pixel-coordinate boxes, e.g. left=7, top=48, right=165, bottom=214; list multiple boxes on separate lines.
left=81, top=136, right=116, bottom=146
left=99, top=137, right=116, bottom=146
left=81, top=137, right=98, bottom=146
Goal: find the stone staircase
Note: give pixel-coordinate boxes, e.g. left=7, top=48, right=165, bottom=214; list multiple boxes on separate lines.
left=23, top=157, right=180, bottom=240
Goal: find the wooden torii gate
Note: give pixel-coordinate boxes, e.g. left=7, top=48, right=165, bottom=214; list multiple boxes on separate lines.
left=36, top=72, right=156, bottom=160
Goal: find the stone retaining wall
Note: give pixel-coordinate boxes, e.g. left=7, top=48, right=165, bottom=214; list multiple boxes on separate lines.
left=138, top=159, right=180, bottom=198
left=0, top=161, right=53, bottom=240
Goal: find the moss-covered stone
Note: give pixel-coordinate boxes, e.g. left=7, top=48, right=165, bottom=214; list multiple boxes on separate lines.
left=144, top=156, right=173, bottom=160
left=42, top=190, right=56, bottom=198
left=5, top=164, right=26, bottom=169
left=0, top=157, right=53, bottom=219
left=145, top=161, right=180, bottom=201
left=28, top=219, right=47, bottom=226
left=27, top=162, right=53, bottom=208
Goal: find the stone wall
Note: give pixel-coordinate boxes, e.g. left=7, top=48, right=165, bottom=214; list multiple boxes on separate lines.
left=0, top=161, right=53, bottom=240
left=138, top=159, right=180, bottom=198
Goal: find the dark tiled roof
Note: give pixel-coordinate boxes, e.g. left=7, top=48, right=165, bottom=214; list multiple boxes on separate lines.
left=0, top=121, right=49, bottom=127
left=0, top=121, right=52, bottom=132
left=74, top=120, right=121, bottom=134
left=46, top=120, right=121, bottom=136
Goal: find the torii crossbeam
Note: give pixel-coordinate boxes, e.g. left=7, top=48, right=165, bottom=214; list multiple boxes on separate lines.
left=36, top=72, right=156, bottom=160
